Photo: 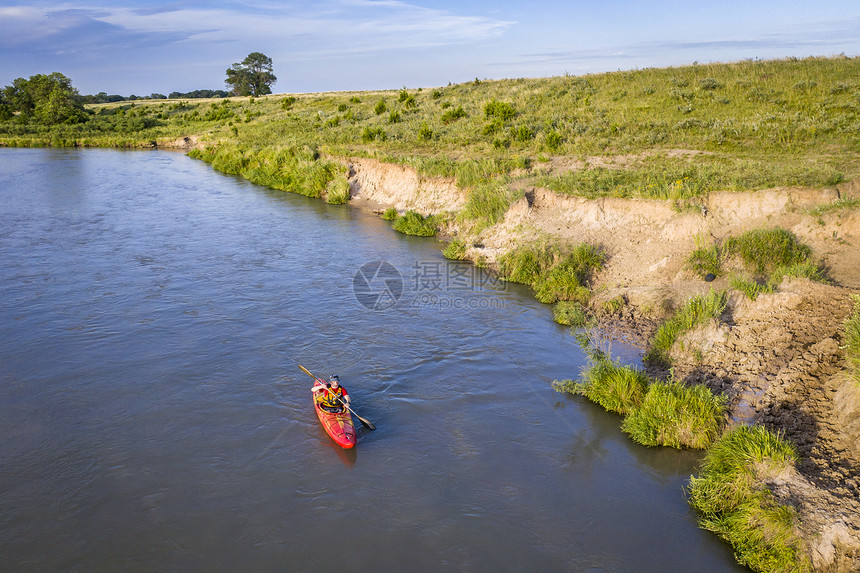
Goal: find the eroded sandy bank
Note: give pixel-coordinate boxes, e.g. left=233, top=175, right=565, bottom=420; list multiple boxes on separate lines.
left=345, top=156, right=860, bottom=572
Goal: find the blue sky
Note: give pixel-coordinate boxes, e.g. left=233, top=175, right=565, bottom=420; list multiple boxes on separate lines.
left=1, top=0, right=858, bottom=96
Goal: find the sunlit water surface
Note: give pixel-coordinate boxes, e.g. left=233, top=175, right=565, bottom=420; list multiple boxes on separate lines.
left=0, top=148, right=744, bottom=572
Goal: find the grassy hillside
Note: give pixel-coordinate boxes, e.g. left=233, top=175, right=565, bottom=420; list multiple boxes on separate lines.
left=2, top=56, right=859, bottom=203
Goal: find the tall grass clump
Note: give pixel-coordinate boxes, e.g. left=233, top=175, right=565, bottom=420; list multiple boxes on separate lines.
left=720, top=229, right=825, bottom=299
left=442, top=238, right=467, bottom=260
left=729, top=275, right=774, bottom=301
left=325, top=173, right=351, bottom=204
left=686, top=235, right=722, bottom=278
left=554, top=355, right=650, bottom=416
left=845, top=294, right=860, bottom=384
left=498, top=242, right=604, bottom=304
left=622, top=379, right=726, bottom=449
left=724, top=228, right=811, bottom=276
left=459, top=180, right=523, bottom=231
left=553, top=301, right=590, bottom=327
left=771, top=262, right=827, bottom=284
left=646, top=289, right=728, bottom=366
left=391, top=210, right=439, bottom=236
left=688, top=425, right=809, bottom=572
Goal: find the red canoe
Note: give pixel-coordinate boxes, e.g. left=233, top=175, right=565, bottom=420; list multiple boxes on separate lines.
left=314, top=397, right=357, bottom=449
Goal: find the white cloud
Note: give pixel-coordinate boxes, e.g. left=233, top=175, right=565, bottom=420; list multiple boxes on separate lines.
left=0, top=6, right=80, bottom=44
left=85, top=1, right=514, bottom=51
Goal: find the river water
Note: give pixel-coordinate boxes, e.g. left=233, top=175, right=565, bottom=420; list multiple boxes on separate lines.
left=0, top=148, right=744, bottom=572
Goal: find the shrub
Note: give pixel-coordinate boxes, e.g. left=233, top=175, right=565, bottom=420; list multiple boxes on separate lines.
left=514, top=125, right=535, bottom=142
left=688, top=425, right=808, bottom=572
left=391, top=210, right=439, bottom=236
left=381, top=207, right=398, bottom=220
left=484, top=99, right=517, bottom=121
left=622, top=379, right=726, bottom=449
left=483, top=119, right=504, bottom=136
left=699, top=78, right=723, bottom=91
left=441, top=106, right=467, bottom=124
left=418, top=123, right=433, bottom=141
left=545, top=130, right=563, bottom=151
left=374, top=99, right=387, bottom=115
left=362, top=127, right=387, bottom=142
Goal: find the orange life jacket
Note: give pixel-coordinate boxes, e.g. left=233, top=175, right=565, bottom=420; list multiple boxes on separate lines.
left=317, top=384, right=347, bottom=409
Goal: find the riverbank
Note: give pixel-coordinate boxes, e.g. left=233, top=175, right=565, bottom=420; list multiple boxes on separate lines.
left=342, top=155, right=860, bottom=571
left=4, top=55, right=859, bottom=571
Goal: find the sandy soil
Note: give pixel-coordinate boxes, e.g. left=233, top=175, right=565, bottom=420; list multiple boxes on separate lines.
left=345, top=156, right=860, bottom=571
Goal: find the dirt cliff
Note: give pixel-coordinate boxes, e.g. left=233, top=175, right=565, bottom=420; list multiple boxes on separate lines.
left=346, top=157, right=860, bottom=571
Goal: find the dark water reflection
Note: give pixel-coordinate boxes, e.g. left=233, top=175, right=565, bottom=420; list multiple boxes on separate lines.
left=0, top=148, right=744, bottom=571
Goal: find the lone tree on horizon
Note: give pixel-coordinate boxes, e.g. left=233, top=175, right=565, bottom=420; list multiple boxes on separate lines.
left=225, top=52, right=277, bottom=97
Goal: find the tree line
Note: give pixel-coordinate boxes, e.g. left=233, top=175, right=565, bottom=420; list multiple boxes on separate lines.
left=0, top=52, right=276, bottom=126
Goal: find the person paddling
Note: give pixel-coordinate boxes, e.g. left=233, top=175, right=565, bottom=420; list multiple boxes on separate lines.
left=312, top=375, right=350, bottom=413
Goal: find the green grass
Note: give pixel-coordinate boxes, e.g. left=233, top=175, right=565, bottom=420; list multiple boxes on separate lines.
left=555, top=356, right=650, bottom=416
left=325, top=173, right=350, bottom=204
left=808, top=197, right=860, bottom=216
left=646, top=289, right=728, bottom=366
left=723, top=228, right=812, bottom=276
left=189, top=143, right=342, bottom=199
left=686, top=235, right=722, bottom=278
left=553, top=300, right=590, bottom=327
left=498, top=241, right=604, bottom=304
left=459, top=178, right=524, bottom=231
left=688, top=425, right=809, bottom=572
left=536, top=155, right=845, bottom=202
left=846, top=294, right=860, bottom=384
left=730, top=275, right=774, bottom=301
left=555, top=353, right=725, bottom=449
left=622, top=378, right=726, bottom=449
left=4, top=57, right=858, bottom=204
left=693, top=229, right=826, bottom=300
left=771, top=262, right=827, bottom=284
left=442, top=238, right=467, bottom=260
left=381, top=207, right=398, bottom=220
left=390, top=210, right=440, bottom=236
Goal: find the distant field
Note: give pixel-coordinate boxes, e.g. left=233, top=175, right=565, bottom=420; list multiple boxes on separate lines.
left=3, top=56, right=859, bottom=199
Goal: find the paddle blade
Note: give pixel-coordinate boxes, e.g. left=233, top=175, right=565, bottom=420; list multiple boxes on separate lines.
left=298, top=364, right=315, bottom=379
left=357, top=415, right=376, bottom=431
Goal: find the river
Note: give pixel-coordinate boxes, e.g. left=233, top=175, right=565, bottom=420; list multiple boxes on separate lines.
left=0, top=148, right=745, bottom=571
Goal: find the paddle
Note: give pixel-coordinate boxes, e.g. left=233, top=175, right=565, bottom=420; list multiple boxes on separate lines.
left=299, top=364, right=376, bottom=430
